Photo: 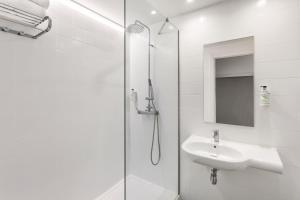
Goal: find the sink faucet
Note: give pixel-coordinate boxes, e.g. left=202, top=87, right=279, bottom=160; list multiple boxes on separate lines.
left=213, top=130, right=219, bottom=144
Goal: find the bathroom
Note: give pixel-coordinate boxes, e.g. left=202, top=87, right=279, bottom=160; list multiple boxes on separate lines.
left=0, top=0, right=299, bottom=199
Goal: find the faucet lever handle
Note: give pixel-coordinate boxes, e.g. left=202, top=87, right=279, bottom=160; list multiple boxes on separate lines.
left=213, top=129, right=219, bottom=136
left=213, top=129, right=220, bottom=144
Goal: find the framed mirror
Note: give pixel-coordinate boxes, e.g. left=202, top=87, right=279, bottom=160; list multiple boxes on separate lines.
left=203, top=37, right=254, bottom=127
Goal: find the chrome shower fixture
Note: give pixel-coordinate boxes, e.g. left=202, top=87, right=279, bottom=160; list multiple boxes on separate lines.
left=127, top=22, right=145, bottom=33
left=127, top=20, right=154, bottom=115
left=131, top=88, right=160, bottom=166
left=131, top=89, right=158, bottom=115
left=127, top=20, right=149, bottom=34
left=158, top=18, right=178, bottom=35
left=129, top=19, right=161, bottom=166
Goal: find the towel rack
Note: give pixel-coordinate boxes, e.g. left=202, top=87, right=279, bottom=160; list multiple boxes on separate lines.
left=0, top=3, right=52, bottom=39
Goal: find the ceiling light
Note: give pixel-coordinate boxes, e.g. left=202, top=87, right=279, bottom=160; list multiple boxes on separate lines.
left=168, top=25, right=174, bottom=30
left=151, top=10, right=157, bottom=15
left=257, top=0, right=267, bottom=7
left=186, top=0, right=194, bottom=3
left=60, top=0, right=124, bottom=32
left=199, top=16, right=206, bottom=23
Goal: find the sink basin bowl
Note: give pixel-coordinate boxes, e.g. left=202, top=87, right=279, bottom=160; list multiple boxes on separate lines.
left=182, top=135, right=284, bottom=173
left=182, top=137, right=248, bottom=170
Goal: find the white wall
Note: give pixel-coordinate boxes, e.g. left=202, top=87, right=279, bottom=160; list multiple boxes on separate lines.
left=127, top=26, right=178, bottom=195
left=0, top=1, right=124, bottom=200
left=174, top=0, right=300, bottom=199
left=216, top=55, right=254, bottom=78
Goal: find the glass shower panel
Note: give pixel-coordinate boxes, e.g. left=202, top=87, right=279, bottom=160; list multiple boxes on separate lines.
left=0, top=1, right=125, bottom=200
left=125, top=1, right=179, bottom=199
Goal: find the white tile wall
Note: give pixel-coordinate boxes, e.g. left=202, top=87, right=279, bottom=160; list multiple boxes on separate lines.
left=0, top=1, right=124, bottom=200
left=173, top=0, right=300, bottom=199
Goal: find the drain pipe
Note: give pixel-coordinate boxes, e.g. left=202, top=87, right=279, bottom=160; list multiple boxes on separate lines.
left=210, top=168, right=218, bottom=185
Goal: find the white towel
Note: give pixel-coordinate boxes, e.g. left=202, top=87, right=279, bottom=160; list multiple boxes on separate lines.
left=29, top=0, right=49, bottom=9
left=0, top=0, right=46, bottom=18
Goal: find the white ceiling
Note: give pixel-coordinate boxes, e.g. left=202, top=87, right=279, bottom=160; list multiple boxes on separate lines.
left=127, top=0, right=227, bottom=24
left=148, top=0, right=226, bottom=17
left=78, top=0, right=124, bottom=24
left=76, top=0, right=226, bottom=25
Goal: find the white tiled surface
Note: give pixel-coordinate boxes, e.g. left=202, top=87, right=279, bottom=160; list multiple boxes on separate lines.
left=95, top=175, right=177, bottom=200
left=0, top=1, right=124, bottom=200
left=173, top=0, right=300, bottom=199
left=127, top=175, right=177, bottom=200
left=95, top=179, right=124, bottom=200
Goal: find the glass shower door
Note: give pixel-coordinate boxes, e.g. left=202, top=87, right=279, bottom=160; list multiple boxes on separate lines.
left=125, top=1, right=179, bottom=199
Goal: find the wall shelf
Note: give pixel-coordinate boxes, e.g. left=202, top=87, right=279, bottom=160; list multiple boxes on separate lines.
left=0, top=3, right=52, bottom=39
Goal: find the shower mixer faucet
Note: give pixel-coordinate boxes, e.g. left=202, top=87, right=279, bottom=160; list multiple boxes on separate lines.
left=131, top=89, right=158, bottom=115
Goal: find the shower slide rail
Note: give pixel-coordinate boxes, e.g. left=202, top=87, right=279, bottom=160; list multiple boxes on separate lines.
left=0, top=3, right=51, bottom=39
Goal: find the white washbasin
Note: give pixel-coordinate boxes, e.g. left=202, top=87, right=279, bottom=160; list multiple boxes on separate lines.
left=183, top=139, right=248, bottom=170
left=182, top=135, right=283, bottom=173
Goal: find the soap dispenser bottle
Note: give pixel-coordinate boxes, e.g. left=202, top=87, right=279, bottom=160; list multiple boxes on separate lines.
left=260, top=86, right=270, bottom=106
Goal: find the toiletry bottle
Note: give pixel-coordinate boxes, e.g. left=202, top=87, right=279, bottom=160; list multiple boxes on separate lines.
left=260, top=86, right=270, bottom=106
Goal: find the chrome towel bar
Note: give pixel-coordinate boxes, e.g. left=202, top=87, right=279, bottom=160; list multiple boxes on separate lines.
left=0, top=3, right=51, bottom=39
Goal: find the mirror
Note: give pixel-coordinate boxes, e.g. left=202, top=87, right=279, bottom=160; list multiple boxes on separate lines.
left=203, top=37, right=254, bottom=127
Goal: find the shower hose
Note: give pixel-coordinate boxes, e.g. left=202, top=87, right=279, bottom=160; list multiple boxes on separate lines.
left=149, top=80, right=161, bottom=166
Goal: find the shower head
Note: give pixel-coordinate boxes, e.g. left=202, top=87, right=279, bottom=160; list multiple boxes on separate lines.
left=158, top=18, right=177, bottom=35
left=127, top=22, right=145, bottom=33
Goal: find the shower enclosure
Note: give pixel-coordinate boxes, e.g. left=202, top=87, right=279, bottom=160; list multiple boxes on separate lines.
left=0, top=0, right=179, bottom=199
left=125, top=0, right=180, bottom=199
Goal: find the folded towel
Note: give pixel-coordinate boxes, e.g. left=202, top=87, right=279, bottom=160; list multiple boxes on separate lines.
left=29, top=0, right=49, bottom=9
left=0, top=0, right=46, bottom=27
left=0, top=0, right=46, bottom=18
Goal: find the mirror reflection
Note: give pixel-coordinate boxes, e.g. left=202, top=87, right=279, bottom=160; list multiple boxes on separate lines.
left=204, top=37, right=254, bottom=127
left=215, top=55, right=254, bottom=126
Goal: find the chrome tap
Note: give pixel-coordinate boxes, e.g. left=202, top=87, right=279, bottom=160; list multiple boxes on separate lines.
left=213, top=130, right=219, bottom=144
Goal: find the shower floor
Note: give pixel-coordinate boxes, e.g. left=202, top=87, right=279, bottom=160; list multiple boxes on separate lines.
left=96, top=175, right=177, bottom=200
